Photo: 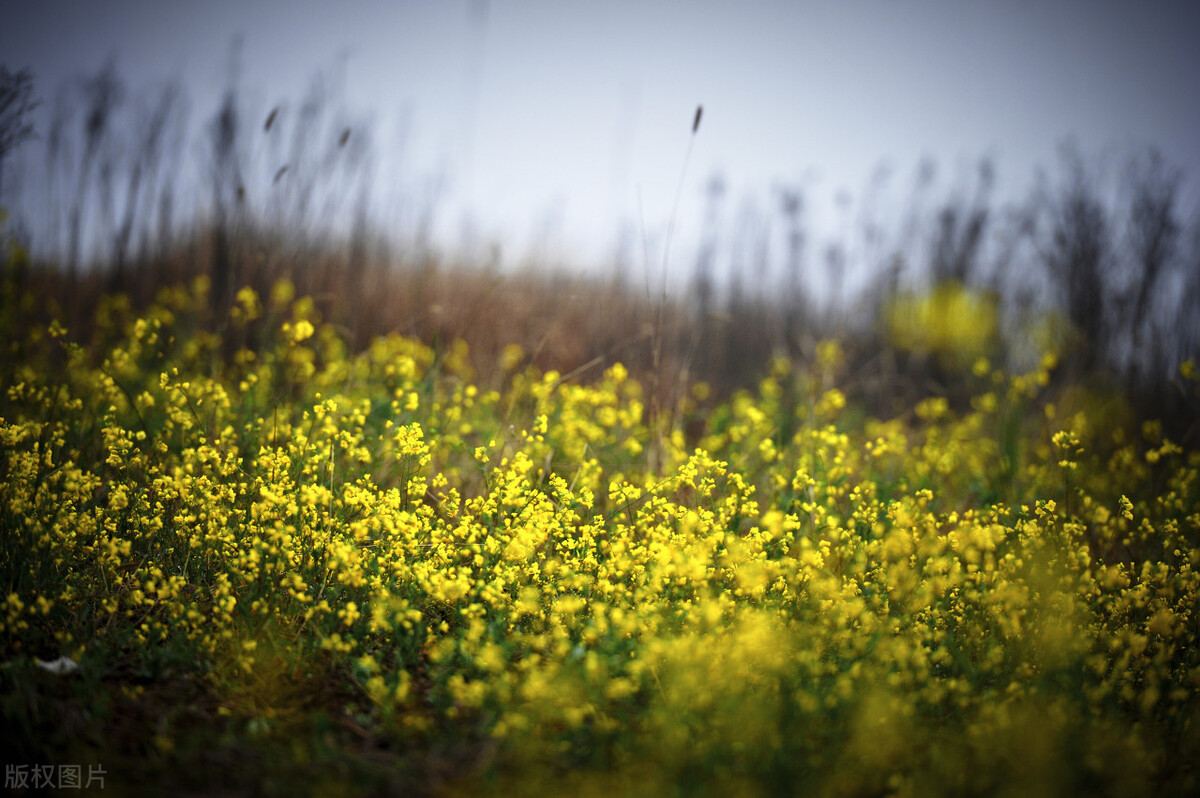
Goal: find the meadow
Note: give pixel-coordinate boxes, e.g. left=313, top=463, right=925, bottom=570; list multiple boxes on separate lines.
left=2, top=58, right=1199, bottom=796
left=1, top=249, right=1198, bottom=795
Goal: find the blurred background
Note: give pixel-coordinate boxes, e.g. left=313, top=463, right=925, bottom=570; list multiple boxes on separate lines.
left=1, top=0, right=1198, bottom=429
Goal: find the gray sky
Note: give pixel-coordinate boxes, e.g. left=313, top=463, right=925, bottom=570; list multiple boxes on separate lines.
left=3, top=0, right=1199, bottom=280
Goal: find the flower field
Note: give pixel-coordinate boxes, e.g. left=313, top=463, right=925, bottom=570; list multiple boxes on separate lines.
left=2, top=275, right=1198, bottom=796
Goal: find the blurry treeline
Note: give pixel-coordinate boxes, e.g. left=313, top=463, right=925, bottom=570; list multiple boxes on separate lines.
left=1, top=58, right=1197, bottom=441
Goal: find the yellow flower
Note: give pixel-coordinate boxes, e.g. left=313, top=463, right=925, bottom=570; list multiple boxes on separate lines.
left=1119, top=495, right=1134, bottom=521
left=500, top=343, right=524, bottom=373
left=291, top=319, right=315, bottom=343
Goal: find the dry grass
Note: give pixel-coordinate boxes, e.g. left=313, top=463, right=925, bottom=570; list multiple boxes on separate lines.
left=7, top=211, right=1195, bottom=450
left=15, top=223, right=738, bottom=405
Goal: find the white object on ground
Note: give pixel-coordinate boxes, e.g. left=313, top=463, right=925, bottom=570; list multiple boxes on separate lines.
left=35, top=656, right=79, bottom=675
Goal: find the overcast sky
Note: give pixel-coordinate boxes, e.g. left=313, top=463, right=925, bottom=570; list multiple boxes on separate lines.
left=3, top=0, right=1198, bottom=280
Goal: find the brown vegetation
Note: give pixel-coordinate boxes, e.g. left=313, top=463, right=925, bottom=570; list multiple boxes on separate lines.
left=2, top=57, right=1198, bottom=441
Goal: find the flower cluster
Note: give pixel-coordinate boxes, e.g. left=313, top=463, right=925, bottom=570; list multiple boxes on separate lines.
left=1, top=277, right=1197, bottom=795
